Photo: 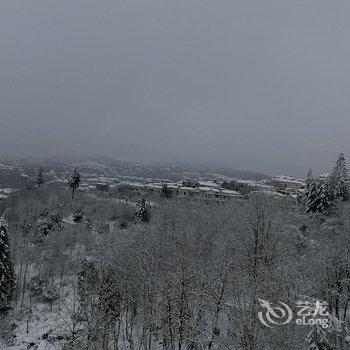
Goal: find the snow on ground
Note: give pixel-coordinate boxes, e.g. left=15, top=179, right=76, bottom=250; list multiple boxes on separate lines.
left=208, top=173, right=235, bottom=180
left=4, top=280, right=80, bottom=350
left=273, top=175, right=305, bottom=184
left=0, top=163, right=15, bottom=171
left=236, top=179, right=259, bottom=185
left=0, top=188, right=16, bottom=194
left=79, top=161, right=108, bottom=168
left=10, top=303, right=66, bottom=349
left=62, top=215, right=76, bottom=225
left=259, top=190, right=286, bottom=197
left=198, top=180, right=219, bottom=188
left=0, top=340, right=9, bottom=350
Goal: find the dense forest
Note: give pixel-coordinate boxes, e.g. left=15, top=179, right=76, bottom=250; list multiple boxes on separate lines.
left=0, top=155, right=350, bottom=349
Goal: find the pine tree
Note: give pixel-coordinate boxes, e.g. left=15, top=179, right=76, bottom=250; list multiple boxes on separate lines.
left=315, top=180, right=333, bottom=213
left=161, top=184, right=171, bottom=198
left=303, top=167, right=333, bottom=214
left=306, top=168, right=314, bottom=189
left=68, top=168, right=81, bottom=201
left=305, top=180, right=319, bottom=213
left=300, top=168, right=314, bottom=203
left=78, top=259, right=99, bottom=308
left=305, top=179, right=332, bottom=214
left=36, top=166, right=44, bottom=188
left=133, top=196, right=150, bottom=223
left=0, top=219, right=15, bottom=311
left=307, top=325, right=330, bottom=350
left=330, top=153, right=349, bottom=201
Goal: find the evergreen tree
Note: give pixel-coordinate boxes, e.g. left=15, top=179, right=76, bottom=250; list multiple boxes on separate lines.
left=0, top=219, right=15, bottom=311
left=306, top=168, right=314, bottom=189
left=315, top=180, right=333, bottom=213
left=133, top=196, right=150, bottom=223
left=161, top=184, right=171, bottom=198
left=68, top=168, right=81, bottom=201
left=300, top=168, right=314, bottom=204
left=330, top=153, right=349, bottom=201
left=305, top=179, right=332, bottom=214
left=305, top=179, right=319, bottom=213
left=36, top=166, right=44, bottom=187
left=306, top=325, right=330, bottom=350
left=78, top=259, right=99, bottom=308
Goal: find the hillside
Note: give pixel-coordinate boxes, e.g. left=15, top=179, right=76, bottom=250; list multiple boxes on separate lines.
left=0, top=155, right=270, bottom=190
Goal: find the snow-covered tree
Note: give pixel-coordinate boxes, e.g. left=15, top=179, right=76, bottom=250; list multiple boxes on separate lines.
left=72, top=209, right=84, bottom=223
left=306, top=168, right=314, bottom=188
left=78, top=259, right=98, bottom=308
left=306, top=316, right=346, bottom=350
left=307, top=325, right=330, bottom=350
left=299, top=168, right=314, bottom=203
left=305, top=179, right=332, bottom=214
left=0, top=219, right=15, bottom=311
left=36, top=166, right=44, bottom=187
left=329, top=153, right=349, bottom=201
left=316, top=180, right=333, bottom=213
left=68, top=168, right=81, bottom=201
left=50, top=212, right=62, bottom=229
left=305, top=180, right=319, bottom=213
left=161, top=184, right=171, bottom=198
left=133, top=196, right=150, bottom=223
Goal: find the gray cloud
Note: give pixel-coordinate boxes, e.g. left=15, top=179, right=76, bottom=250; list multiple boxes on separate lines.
left=1, top=0, right=349, bottom=176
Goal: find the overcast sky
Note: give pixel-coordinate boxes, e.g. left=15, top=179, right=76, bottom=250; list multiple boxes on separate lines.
left=1, top=1, right=350, bottom=176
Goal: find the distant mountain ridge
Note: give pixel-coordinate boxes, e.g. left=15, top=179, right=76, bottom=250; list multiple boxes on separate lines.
left=0, top=155, right=271, bottom=188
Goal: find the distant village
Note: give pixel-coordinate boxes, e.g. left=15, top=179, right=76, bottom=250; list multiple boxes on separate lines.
left=0, top=157, right=310, bottom=203
left=83, top=175, right=306, bottom=202
left=0, top=165, right=306, bottom=203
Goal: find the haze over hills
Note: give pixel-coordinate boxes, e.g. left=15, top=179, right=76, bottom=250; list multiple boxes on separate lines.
left=0, top=155, right=270, bottom=189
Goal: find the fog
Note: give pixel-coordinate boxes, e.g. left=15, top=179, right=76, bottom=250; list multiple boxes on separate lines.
left=1, top=0, right=350, bottom=176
